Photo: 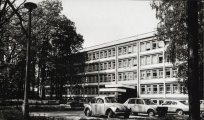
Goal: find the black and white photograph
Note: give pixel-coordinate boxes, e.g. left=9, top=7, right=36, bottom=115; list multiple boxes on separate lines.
left=0, top=0, right=204, bottom=120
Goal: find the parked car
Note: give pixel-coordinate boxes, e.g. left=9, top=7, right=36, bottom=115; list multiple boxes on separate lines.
left=161, top=100, right=189, bottom=115
left=84, top=96, right=130, bottom=118
left=123, top=98, right=168, bottom=117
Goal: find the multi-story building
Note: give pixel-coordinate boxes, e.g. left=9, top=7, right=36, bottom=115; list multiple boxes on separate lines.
left=44, top=31, right=188, bottom=102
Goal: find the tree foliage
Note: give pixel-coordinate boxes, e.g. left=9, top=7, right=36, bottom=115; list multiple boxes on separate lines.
left=0, top=0, right=85, bottom=100
left=151, top=1, right=204, bottom=119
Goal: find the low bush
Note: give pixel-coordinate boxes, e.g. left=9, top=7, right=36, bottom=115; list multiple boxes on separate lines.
left=0, top=108, right=25, bottom=120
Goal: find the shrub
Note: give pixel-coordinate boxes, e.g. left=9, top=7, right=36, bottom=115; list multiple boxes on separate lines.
left=0, top=109, right=25, bottom=120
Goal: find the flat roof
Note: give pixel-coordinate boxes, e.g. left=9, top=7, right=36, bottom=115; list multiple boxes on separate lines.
left=81, top=31, right=156, bottom=52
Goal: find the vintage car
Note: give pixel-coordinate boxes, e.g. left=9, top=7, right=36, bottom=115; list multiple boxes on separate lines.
left=123, top=98, right=168, bottom=117
left=84, top=96, right=130, bottom=118
left=161, top=100, right=189, bottom=115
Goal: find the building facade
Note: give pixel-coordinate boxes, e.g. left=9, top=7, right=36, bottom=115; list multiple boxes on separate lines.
left=44, top=32, right=188, bottom=102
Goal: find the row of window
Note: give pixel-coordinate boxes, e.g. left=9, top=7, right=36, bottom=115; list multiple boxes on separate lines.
left=119, top=57, right=137, bottom=68
left=87, top=48, right=116, bottom=61
left=86, top=61, right=116, bottom=72
left=118, top=72, right=137, bottom=81
left=118, top=44, right=137, bottom=56
left=140, top=84, right=179, bottom=94
left=86, top=74, right=116, bottom=83
left=140, top=40, right=163, bottom=52
left=140, top=68, right=177, bottom=80
left=86, top=57, right=137, bottom=72
left=141, top=54, right=164, bottom=66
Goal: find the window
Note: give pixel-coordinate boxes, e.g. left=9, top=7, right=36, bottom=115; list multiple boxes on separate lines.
left=128, top=59, right=132, bottom=67
left=136, top=99, right=144, bottom=104
left=104, top=63, right=107, bottom=70
left=96, top=98, right=104, bottom=103
left=96, top=52, right=99, bottom=59
left=133, top=45, right=137, bottom=53
left=100, top=63, right=103, bottom=70
left=133, top=72, right=137, bottom=79
left=146, top=42, right=150, bottom=50
left=166, top=84, right=171, bottom=94
left=172, top=69, right=177, bottom=77
left=123, top=59, right=127, bottom=67
left=93, top=53, right=96, bottom=60
left=104, top=75, right=107, bottom=82
left=173, top=84, right=179, bottom=94
left=128, top=99, right=136, bottom=104
left=108, top=50, right=112, bottom=57
left=159, top=55, right=163, bottom=63
left=133, top=58, right=137, bottom=66
left=153, top=85, right=157, bottom=94
left=108, top=62, right=111, bottom=69
left=104, top=51, right=107, bottom=58
left=128, top=72, right=133, bottom=80
left=118, top=73, right=123, bottom=81
left=147, top=85, right=151, bottom=94
left=158, top=41, right=164, bottom=48
left=119, top=60, right=123, bottom=68
left=152, top=41, right=157, bottom=49
left=118, top=47, right=122, bottom=55
left=159, top=69, right=163, bottom=78
left=100, top=75, right=103, bottom=82
left=123, top=47, right=127, bottom=54
left=159, top=84, right=164, bottom=93
left=112, top=49, right=115, bottom=56
left=152, top=55, right=157, bottom=64
left=90, top=98, right=96, bottom=103
left=146, top=70, right=151, bottom=79
left=166, top=69, right=171, bottom=78
left=128, top=46, right=132, bottom=53
left=108, top=74, right=112, bottom=82
left=141, top=57, right=145, bottom=66
left=124, top=73, right=128, bottom=81
left=112, top=74, right=115, bottom=81
left=141, top=86, right=145, bottom=94
left=152, top=70, right=157, bottom=79
left=112, top=62, right=115, bottom=69
left=100, top=51, right=104, bottom=58
left=146, top=56, right=151, bottom=65
left=141, top=71, right=145, bottom=80
left=140, top=42, right=145, bottom=52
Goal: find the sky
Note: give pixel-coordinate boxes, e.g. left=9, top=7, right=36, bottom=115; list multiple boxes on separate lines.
left=20, top=0, right=159, bottom=48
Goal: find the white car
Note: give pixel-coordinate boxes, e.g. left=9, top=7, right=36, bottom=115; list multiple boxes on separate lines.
left=124, top=98, right=168, bottom=117
left=84, top=96, right=130, bottom=118
left=161, top=100, right=189, bottom=115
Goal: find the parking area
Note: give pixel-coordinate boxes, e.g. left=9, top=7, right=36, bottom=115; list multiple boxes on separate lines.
left=30, top=110, right=195, bottom=120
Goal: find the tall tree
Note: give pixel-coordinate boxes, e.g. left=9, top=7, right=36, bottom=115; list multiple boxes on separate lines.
left=151, top=1, right=203, bottom=119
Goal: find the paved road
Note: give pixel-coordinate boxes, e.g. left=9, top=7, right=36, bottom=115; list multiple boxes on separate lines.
left=30, top=110, right=191, bottom=120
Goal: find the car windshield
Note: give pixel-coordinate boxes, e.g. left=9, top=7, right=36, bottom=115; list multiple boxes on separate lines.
left=105, top=97, right=118, bottom=103
left=179, top=101, right=189, bottom=105
left=144, top=99, right=156, bottom=105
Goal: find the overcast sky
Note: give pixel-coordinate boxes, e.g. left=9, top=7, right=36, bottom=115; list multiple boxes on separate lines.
left=22, top=0, right=159, bottom=48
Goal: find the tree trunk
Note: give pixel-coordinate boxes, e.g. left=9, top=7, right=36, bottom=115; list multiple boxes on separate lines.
left=187, top=1, right=200, bottom=120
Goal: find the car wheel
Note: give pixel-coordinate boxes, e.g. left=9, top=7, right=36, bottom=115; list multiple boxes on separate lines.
left=85, top=109, right=91, bottom=117
left=107, top=110, right=114, bottom=118
left=124, top=113, right=130, bottom=118
left=176, top=109, right=184, bottom=115
left=148, top=110, right=155, bottom=117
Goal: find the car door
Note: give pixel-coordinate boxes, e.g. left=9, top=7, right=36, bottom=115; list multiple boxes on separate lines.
left=135, top=99, right=144, bottom=113
left=95, top=98, right=105, bottom=115
left=90, top=98, right=97, bottom=115
left=162, top=101, right=173, bottom=112
left=127, top=99, right=136, bottom=112
left=170, top=101, right=178, bottom=112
